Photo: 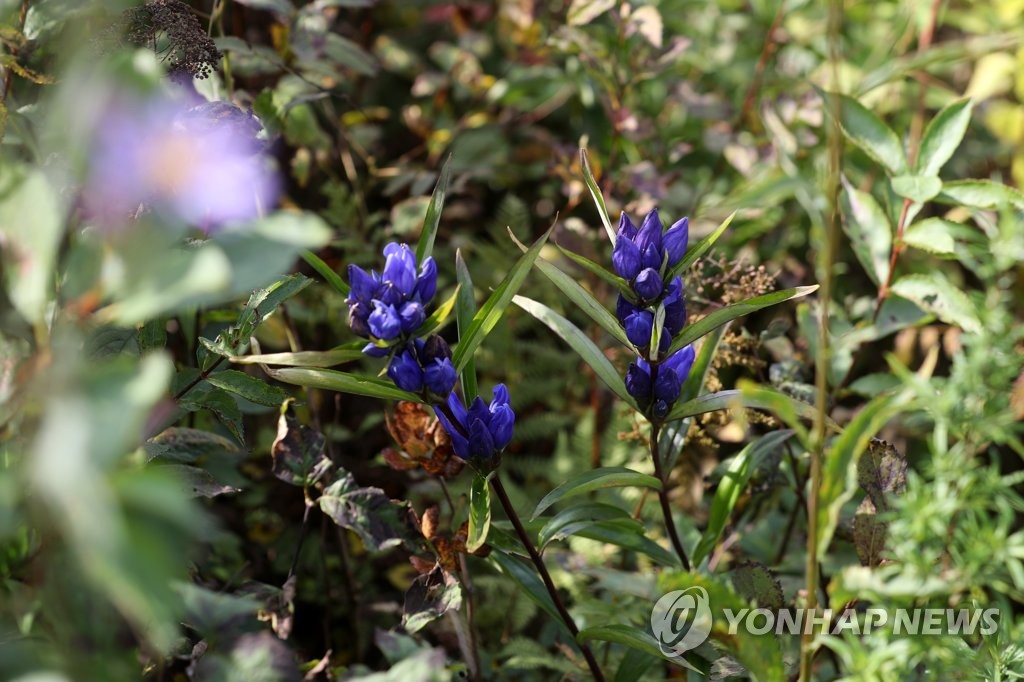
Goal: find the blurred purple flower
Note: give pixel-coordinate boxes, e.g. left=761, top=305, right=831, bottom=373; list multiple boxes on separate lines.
left=83, top=96, right=280, bottom=229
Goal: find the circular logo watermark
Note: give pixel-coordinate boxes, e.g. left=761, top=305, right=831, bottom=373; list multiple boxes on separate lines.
left=651, top=587, right=712, bottom=670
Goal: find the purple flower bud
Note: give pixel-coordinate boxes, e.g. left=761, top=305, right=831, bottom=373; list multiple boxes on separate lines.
left=625, top=361, right=652, bottom=402
left=368, top=301, right=402, bottom=340
left=347, top=265, right=378, bottom=304
left=641, top=243, right=662, bottom=271
left=398, top=301, right=425, bottom=334
left=434, top=383, right=515, bottom=463
left=624, top=310, right=654, bottom=349
left=633, top=268, right=663, bottom=301
left=663, top=217, right=689, bottom=268
left=387, top=348, right=424, bottom=392
left=636, top=209, right=663, bottom=253
left=382, top=243, right=418, bottom=296
left=424, top=358, right=457, bottom=397
left=434, top=392, right=469, bottom=459
left=415, top=256, right=438, bottom=303
left=612, top=234, right=642, bottom=280
left=348, top=302, right=371, bottom=338
left=664, top=344, right=696, bottom=385
left=652, top=399, right=670, bottom=419
left=468, top=418, right=496, bottom=460
left=616, top=294, right=640, bottom=325
left=617, top=211, right=638, bottom=241
left=488, top=383, right=515, bottom=450
left=653, top=368, right=682, bottom=406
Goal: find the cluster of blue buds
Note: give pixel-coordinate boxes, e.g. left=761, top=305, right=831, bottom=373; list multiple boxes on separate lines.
left=612, top=209, right=696, bottom=420
left=435, top=384, right=515, bottom=469
left=387, top=335, right=458, bottom=400
left=347, top=243, right=437, bottom=357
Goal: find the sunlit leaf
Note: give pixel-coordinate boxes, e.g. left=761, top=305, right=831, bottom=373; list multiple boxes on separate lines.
left=530, top=466, right=661, bottom=520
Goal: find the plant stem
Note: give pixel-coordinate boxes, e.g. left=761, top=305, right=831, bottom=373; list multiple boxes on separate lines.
left=489, top=476, right=606, bottom=682
left=649, top=420, right=691, bottom=571
left=172, top=356, right=225, bottom=401
left=800, top=0, right=842, bottom=677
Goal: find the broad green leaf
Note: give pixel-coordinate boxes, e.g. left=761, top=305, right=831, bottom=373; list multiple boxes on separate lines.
left=901, top=218, right=957, bottom=256
left=890, top=175, right=943, bottom=203
left=916, top=98, right=974, bottom=177
left=230, top=344, right=365, bottom=367
left=574, top=521, right=680, bottom=566
left=414, top=284, right=459, bottom=336
left=690, top=431, right=794, bottom=566
left=665, top=386, right=833, bottom=437
left=0, top=165, right=63, bottom=324
left=889, top=272, right=981, bottom=333
left=451, top=226, right=552, bottom=371
left=302, top=250, right=350, bottom=296
left=415, top=155, right=452, bottom=263
left=937, top=179, right=1024, bottom=209
left=816, top=393, right=906, bottom=562
left=840, top=179, right=892, bottom=286
left=667, top=211, right=735, bottom=279
left=666, top=286, right=819, bottom=356
left=180, top=387, right=245, bottom=444
left=509, top=231, right=632, bottom=347
left=614, top=649, right=659, bottom=682
left=455, top=250, right=478, bottom=401
left=820, top=89, right=908, bottom=176
left=206, top=369, right=289, bottom=406
left=466, top=474, right=491, bottom=553
left=537, top=502, right=634, bottom=549
left=530, top=466, right=661, bottom=521
left=580, top=148, right=616, bottom=244
left=657, top=572, right=786, bottom=682
left=577, top=624, right=672, bottom=663
left=513, top=295, right=636, bottom=409
left=265, top=367, right=421, bottom=402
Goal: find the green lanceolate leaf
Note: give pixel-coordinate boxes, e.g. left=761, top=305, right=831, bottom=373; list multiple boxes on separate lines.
left=513, top=295, right=636, bottom=409
left=537, top=502, right=634, bottom=549
left=916, top=98, right=974, bottom=177
left=230, top=343, right=365, bottom=367
left=690, top=431, right=794, bottom=567
left=936, top=179, right=1024, bottom=209
left=889, top=272, right=981, bottom=333
left=490, top=550, right=565, bottom=628
left=415, top=154, right=453, bottom=263
left=451, top=225, right=552, bottom=371
left=818, top=88, right=908, bottom=176
left=666, top=286, right=819, bottom=356
left=206, top=369, right=289, bottom=406
left=664, top=386, right=833, bottom=437
left=667, top=211, right=736, bottom=279
left=574, top=521, right=680, bottom=567
left=679, top=324, right=727, bottom=404
left=302, top=250, right=350, bottom=296
left=577, top=624, right=671, bottom=664
left=839, top=179, right=892, bottom=286
left=816, top=392, right=906, bottom=562
left=455, top=249, right=479, bottom=401
left=509, top=230, right=632, bottom=348
left=580, top=147, right=617, bottom=244
left=554, top=243, right=632, bottom=296
left=890, top=175, right=942, bottom=203
left=466, top=473, right=491, bottom=553
left=265, top=367, right=421, bottom=402
left=530, top=466, right=662, bottom=521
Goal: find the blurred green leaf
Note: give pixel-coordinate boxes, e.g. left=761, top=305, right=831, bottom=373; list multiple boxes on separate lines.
left=231, top=343, right=365, bottom=367
left=577, top=624, right=670, bottom=664
left=580, top=148, right=616, bottom=244
left=206, top=369, right=288, bottom=407
left=302, top=250, right=350, bottom=296
left=901, top=218, right=958, bottom=256
left=916, top=98, right=974, bottom=176
left=840, top=179, right=892, bottom=285
left=266, top=367, right=421, bottom=402
left=891, top=175, right=942, bottom=203
left=889, top=272, right=981, bottom=333
left=937, top=179, right=1024, bottom=209
left=819, top=89, right=908, bottom=176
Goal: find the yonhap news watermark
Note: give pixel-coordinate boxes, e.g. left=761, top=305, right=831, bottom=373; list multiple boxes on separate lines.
left=651, top=587, right=1000, bottom=664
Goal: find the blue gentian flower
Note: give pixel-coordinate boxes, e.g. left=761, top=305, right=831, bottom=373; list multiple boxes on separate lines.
left=625, top=345, right=696, bottom=419
left=346, top=243, right=438, bottom=356
left=386, top=335, right=458, bottom=399
left=435, top=384, right=515, bottom=466
left=611, top=209, right=689, bottom=303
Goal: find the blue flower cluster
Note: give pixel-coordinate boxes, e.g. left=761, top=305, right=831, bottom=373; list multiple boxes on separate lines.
left=387, top=335, right=458, bottom=400
left=347, top=243, right=437, bottom=357
left=612, top=209, right=696, bottom=420
left=435, top=384, right=515, bottom=465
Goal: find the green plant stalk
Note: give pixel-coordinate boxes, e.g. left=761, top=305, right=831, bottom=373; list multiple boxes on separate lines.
left=800, top=0, right=843, bottom=678
left=435, top=403, right=604, bottom=680
left=649, top=418, right=691, bottom=571
left=490, top=476, right=607, bottom=682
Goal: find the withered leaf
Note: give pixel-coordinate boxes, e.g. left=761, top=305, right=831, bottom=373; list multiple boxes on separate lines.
left=271, top=399, right=332, bottom=487
left=853, top=497, right=889, bottom=567
left=402, top=563, right=462, bottom=634
left=857, top=439, right=906, bottom=511
left=318, top=469, right=420, bottom=553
